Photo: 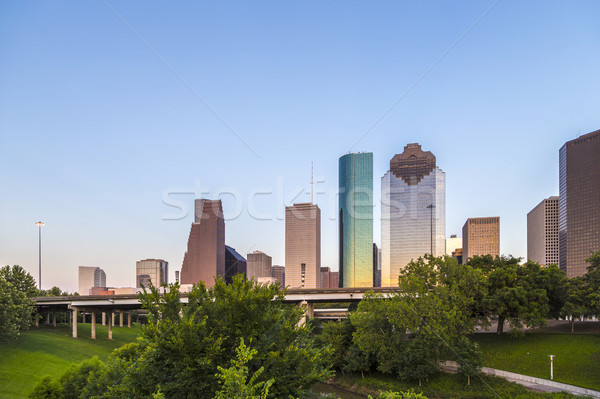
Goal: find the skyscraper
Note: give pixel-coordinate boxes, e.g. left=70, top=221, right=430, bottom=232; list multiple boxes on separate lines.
left=136, top=259, right=168, bottom=288
left=285, top=203, right=321, bottom=288
left=372, top=243, right=381, bottom=287
left=78, top=266, right=106, bottom=296
left=225, top=246, right=246, bottom=284
left=246, top=251, right=272, bottom=280
left=381, top=143, right=445, bottom=287
left=445, top=234, right=462, bottom=256
left=180, top=199, right=225, bottom=287
left=339, top=152, right=373, bottom=287
left=527, top=196, right=559, bottom=266
left=271, top=265, right=285, bottom=286
left=462, top=217, right=500, bottom=262
left=559, top=129, right=600, bottom=277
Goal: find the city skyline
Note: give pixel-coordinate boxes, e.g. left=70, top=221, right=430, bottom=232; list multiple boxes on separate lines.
left=2, top=2, right=600, bottom=292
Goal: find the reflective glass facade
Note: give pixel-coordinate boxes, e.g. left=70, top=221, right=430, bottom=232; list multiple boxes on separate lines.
left=381, top=144, right=445, bottom=287
left=339, top=152, right=373, bottom=287
left=136, top=259, right=168, bottom=288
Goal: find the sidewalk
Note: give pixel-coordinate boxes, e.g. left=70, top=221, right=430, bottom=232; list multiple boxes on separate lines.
left=440, top=361, right=600, bottom=398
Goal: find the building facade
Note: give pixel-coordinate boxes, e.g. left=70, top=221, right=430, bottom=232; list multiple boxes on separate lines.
left=271, top=265, right=285, bottom=286
left=285, top=203, right=321, bottom=288
left=381, top=143, right=445, bottom=287
left=339, top=152, right=373, bottom=287
left=527, top=196, right=559, bottom=266
left=225, top=245, right=246, bottom=284
left=372, top=243, right=381, bottom=287
left=559, top=129, right=600, bottom=277
left=78, top=266, right=106, bottom=296
left=462, top=217, right=500, bottom=262
left=246, top=250, right=272, bottom=280
left=180, top=199, right=225, bottom=287
left=136, top=259, right=168, bottom=288
left=445, top=235, right=462, bottom=256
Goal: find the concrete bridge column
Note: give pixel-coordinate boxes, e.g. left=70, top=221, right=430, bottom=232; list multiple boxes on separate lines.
left=102, top=312, right=106, bottom=326
left=35, top=315, right=39, bottom=327
left=46, top=313, right=50, bottom=325
left=108, top=311, right=113, bottom=340
left=91, top=311, right=96, bottom=340
left=119, top=311, right=124, bottom=327
left=112, top=312, right=115, bottom=326
left=127, top=312, right=131, bottom=328
left=297, top=301, right=314, bottom=327
left=72, top=310, right=78, bottom=338
left=69, top=311, right=72, bottom=327
left=52, top=312, right=56, bottom=328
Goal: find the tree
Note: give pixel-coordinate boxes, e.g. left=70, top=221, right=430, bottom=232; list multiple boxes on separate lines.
left=0, top=274, right=36, bottom=341
left=561, top=277, right=591, bottom=333
left=368, top=390, right=428, bottom=399
left=1, top=265, right=38, bottom=297
left=317, top=320, right=353, bottom=373
left=454, top=336, right=483, bottom=386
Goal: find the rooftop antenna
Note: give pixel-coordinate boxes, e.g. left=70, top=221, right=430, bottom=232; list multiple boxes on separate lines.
left=311, top=162, right=314, bottom=204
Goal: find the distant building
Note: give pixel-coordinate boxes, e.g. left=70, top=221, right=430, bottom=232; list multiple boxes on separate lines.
left=180, top=199, right=225, bottom=288
left=78, top=266, right=106, bottom=296
left=225, top=246, right=246, bottom=284
left=271, top=265, right=285, bottom=286
left=559, top=129, right=600, bottom=277
left=452, top=248, right=463, bottom=265
left=329, top=271, right=339, bottom=289
left=136, top=259, right=168, bottom=288
left=285, top=203, right=321, bottom=288
left=462, top=217, right=500, bottom=262
left=445, top=235, right=462, bottom=256
left=320, top=267, right=331, bottom=288
left=339, top=152, right=373, bottom=287
left=373, top=243, right=381, bottom=287
left=246, top=251, right=272, bottom=280
left=381, top=143, right=445, bottom=286
left=527, top=196, right=559, bottom=266
left=175, top=271, right=180, bottom=283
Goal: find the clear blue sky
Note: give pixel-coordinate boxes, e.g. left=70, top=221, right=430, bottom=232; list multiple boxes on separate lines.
left=1, top=1, right=599, bottom=292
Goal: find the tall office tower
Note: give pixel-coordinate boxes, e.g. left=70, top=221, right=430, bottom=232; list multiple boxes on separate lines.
left=285, top=203, right=321, bottom=288
left=320, top=267, right=331, bottom=288
left=78, top=266, right=106, bottom=296
left=329, top=271, right=339, bottom=288
left=462, top=217, right=500, bottom=262
left=381, top=143, right=445, bottom=287
left=527, top=196, right=559, bottom=266
left=446, top=234, right=462, bottom=256
left=175, top=271, right=180, bottom=283
left=225, top=246, right=246, bottom=284
left=247, top=251, right=272, bottom=280
left=271, top=265, right=285, bottom=286
left=136, top=259, right=168, bottom=288
left=339, top=152, right=374, bottom=287
left=372, top=243, right=381, bottom=287
left=559, top=129, right=600, bottom=277
left=180, top=199, right=225, bottom=287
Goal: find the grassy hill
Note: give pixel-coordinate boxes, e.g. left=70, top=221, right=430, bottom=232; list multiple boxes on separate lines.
left=0, top=324, right=140, bottom=399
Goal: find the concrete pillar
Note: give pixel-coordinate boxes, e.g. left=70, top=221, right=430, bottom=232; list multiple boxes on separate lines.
left=52, top=312, right=56, bottom=328
left=119, top=311, right=124, bottom=327
left=102, top=312, right=106, bottom=326
left=91, top=311, right=96, bottom=340
left=69, top=311, right=72, bottom=327
left=112, top=312, right=115, bottom=326
left=72, top=310, right=78, bottom=338
left=297, top=301, right=308, bottom=327
left=127, top=312, right=132, bottom=328
left=108, top=311, right=113, bottom=340
left=35, top=316, right=39, bottom=327
left=46, top=313, right=50, bottom=325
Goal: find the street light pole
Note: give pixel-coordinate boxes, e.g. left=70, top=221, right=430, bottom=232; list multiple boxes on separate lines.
left=549, top=354, right=555, bottom=380
left=36, top=221, right=44, bottom=290
left=427, top=204, right=435, bottom=255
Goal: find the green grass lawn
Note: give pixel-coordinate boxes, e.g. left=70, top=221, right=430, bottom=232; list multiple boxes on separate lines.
left=473, top=332, right=600, bottom=391
left=0, top=323, right=141, bottom=399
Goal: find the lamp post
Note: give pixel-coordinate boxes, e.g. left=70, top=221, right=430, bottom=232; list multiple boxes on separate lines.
left=35, top=221, right=44, bottom=290
left=427, top=204, right=435, bottom=255
left=549, top=354, right=555, bottom=380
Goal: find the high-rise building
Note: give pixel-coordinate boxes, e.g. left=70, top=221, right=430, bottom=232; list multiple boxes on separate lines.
left=527, top=196, right=559, bottom=266
left=180, top=199, right=225, bottom=288
left=136, top=259, right=168, bottom=288
left=445, top=234, right=462, bottom=256
left=225, top=246, right=246, bottom=284
left=381, top=143, right=445, bottom=287
left=285, top=203, right=321, bottom=288
left=320, top=267, right=331, bottom=288
left=271, top=265, right=285, bottom=286
left=462, top=217, right=500, bottom=262
left=247, top=251, right=272, bottom=280
left=339, top=152, right=373, bottom=287
left=329, top=271, right=339, bottom=288
left=559, top=129, right=600, bottom=277
left=78, top=266, right=106, bottom=296
left=372, top=243, right=381, bottom=287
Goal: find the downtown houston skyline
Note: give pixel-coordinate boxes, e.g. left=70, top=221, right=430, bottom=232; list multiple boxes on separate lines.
left=1, top=1, right=599, bottom=292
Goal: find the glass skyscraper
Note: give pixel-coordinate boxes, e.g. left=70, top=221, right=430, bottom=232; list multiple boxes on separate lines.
left=381, top=143, right=445, bottom=287
left=339, top=152, right=373, bottom=287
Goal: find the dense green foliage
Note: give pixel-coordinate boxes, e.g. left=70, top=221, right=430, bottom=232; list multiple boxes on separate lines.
left=0, top=265, right=37, bottom=341
left=29, top=276, right=332, bottom=398
left=561, top=252, right=600, bottom=332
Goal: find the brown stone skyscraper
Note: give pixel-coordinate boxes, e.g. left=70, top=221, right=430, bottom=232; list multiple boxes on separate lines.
left=559, top=129, right=600, bottom=277
left=180, top=199, right=225, bottom=287
left=285, top=203, right=321, bottom=288
left=462, top=217, right=500, bottom=262
left=527, top=196, right=559, bottom=266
